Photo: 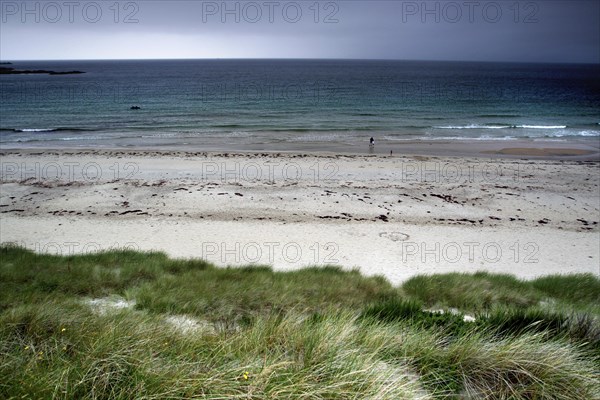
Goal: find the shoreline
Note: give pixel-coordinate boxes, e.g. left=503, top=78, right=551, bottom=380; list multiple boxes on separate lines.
left=1, top=137, right=599, bottom=161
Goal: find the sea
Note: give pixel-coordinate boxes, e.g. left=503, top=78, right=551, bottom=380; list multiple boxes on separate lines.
left=1, top=59, right=599, bottom=152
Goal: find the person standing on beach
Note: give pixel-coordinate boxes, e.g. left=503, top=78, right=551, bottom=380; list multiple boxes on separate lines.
left=369, top=137, right=375, bottom=147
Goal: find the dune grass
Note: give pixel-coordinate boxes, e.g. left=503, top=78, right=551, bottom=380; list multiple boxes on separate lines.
left=1, top=244, right=599, bottom=399
left=402, top=271, right=600, bottom=313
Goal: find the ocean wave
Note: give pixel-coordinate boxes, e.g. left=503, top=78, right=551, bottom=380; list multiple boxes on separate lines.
left=58, top=136, right=106, bottom=141
left=17, top=128, right=57, bottom=133
left=287, top=133, right=347, bottom=142
left=434, top=124, right=568, bottom=130
left=6, top=127, right=93, bottom=133
left=4, top=135, right=107, bottom=143
left=383, top=135, right=518, bottom=141
left=435, top=124, right=511, bottom=129
left=517, top=125, right=567, bottom=129
left=140, top=133, right=180, bottom=138
left=544, top=130, right=599, bottom=138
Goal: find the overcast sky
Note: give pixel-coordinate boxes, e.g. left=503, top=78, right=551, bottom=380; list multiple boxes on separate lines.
left=0, top=0, right=598, bottom=63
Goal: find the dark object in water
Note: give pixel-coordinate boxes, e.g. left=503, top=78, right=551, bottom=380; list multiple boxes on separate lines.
left=0, top=66, right=84, bottom=75
left=130, top=106, right=141, bottom=110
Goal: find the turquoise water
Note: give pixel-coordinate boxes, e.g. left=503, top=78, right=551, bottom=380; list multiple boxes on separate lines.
left=1, top=59, right=599, bottom=150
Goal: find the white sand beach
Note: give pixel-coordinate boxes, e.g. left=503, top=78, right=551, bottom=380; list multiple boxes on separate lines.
left=1, top=148, right=599, bottom=284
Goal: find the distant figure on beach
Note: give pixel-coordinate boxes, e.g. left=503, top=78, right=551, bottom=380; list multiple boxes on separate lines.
left=369, top=137, right=375, bottom=147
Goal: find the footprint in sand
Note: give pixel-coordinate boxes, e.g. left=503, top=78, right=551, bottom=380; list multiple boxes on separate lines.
left=379, top=231, right=409, bottom=242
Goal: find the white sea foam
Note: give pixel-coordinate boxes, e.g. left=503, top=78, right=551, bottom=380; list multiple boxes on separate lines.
left=434, top=124, right=510, bottom=129
left=18, top=128, right=56, bottom=132
left=288, top=133, right=347, bottom=142
left=544, top=130, right=599, bottom=138
left=434, top=124, right=568, bottom=130
left=517, top=125, right=567, bottom=129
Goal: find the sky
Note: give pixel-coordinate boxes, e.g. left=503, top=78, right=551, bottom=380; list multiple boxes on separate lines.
left=0, top=0, right=598, bottom=63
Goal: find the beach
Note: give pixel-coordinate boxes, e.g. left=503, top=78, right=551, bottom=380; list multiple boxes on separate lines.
left=3, top=6, right=600, bottom=398
left=2, top=144, right=598, bottom=284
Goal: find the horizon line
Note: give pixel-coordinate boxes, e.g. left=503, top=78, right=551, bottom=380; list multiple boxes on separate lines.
left=2, top=57, right=599, bottom=65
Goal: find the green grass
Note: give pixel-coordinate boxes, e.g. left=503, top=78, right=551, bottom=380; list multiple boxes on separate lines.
left=532, top=274, right=600, bottom=305
left=1, top=244, right=599, bottom=399
left=132, top=265, right=396, bottom=324
left=402, top=271, right=600, bottom=313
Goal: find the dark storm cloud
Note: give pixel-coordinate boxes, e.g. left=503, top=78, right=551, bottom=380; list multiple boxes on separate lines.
left=0, top=0, right=598, bottom=62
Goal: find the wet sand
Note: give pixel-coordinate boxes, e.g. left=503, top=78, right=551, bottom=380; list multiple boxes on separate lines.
left=2, top=138, right=599, bottom=161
